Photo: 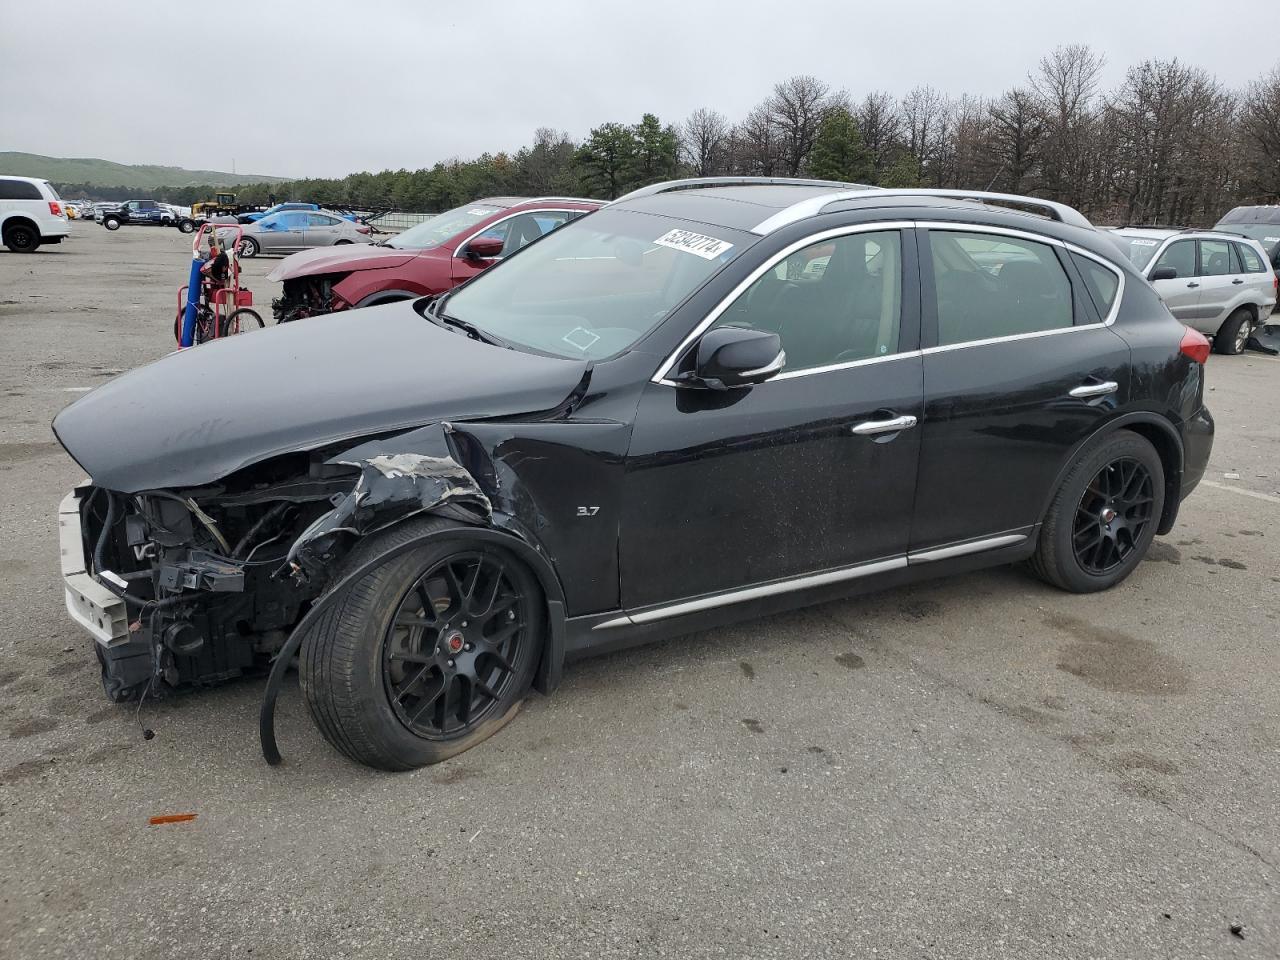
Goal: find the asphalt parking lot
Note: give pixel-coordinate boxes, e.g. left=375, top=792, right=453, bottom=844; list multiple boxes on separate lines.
left=1, top=226, right=1278, bottom=959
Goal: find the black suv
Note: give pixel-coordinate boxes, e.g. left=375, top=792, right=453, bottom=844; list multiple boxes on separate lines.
left=54, top=178, right=1214, bottom=770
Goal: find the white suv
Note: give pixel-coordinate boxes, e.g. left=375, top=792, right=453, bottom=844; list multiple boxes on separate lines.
left=0, top=175, right=71, bottom=253
left=1111, top=227, right=1279, bottom=355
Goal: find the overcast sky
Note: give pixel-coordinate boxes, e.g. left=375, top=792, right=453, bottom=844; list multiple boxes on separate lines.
left=4, top=0, right=1277, bottom=180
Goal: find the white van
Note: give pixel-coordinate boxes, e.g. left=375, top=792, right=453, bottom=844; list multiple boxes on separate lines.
left=0, top=175, right=71, bottom=252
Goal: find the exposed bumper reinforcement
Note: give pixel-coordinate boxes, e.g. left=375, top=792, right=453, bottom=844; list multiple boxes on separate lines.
left=59, top=491, right=129, bottom=646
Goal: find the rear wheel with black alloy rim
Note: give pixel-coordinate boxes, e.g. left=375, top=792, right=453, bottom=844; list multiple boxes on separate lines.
left=300, top=517, right=543, bottom=770
left=1028, top=430, right=1165, bottom=592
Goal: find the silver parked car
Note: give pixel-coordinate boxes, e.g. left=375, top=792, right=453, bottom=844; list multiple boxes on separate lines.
left=1110, top=227, right=1278, bottom=354
left=226, top=210, right=372, bottom=258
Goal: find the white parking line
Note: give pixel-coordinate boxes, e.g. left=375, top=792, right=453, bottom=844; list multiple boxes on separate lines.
left=1200, top=479, right=1280, bottom=505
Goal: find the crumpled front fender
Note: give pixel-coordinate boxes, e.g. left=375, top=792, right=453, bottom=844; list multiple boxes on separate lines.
left=284, top=421, right=490, bottom=574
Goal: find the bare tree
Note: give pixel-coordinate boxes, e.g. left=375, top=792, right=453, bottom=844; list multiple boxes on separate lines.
left=1031, top=44, right=1106, bottom=210
left=679, top=108, right=731, bottom=176
left=1239, top=66, right=1280, bottom=199
left=855, top=91, right=903, bottom=182
left=988, top=87, right=1045, bottom=193
left=900, top=86, right=951, bottom=183
left=734, top=102, right=782, bottom=176
left=768, top=75, right=834, bottom=175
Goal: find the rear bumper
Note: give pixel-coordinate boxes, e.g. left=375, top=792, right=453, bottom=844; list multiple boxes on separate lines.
left=58, top=491, right=128, bottom=646
left=1181, top=405, right=1214, bottom=499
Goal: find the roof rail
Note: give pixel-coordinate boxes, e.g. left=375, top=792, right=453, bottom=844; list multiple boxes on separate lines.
left=524, top=196, right=606, bottom=205
left=610, top=177, right=875, bottom=205
left=751, top=188, right=1095, bottom=234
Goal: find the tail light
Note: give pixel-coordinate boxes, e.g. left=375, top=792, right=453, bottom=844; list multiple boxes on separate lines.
left=1179, top=326, right=1210, bottom=364
left=48, top=201, right=62, bottom=217
left=355, top=225, right=370, bottom=234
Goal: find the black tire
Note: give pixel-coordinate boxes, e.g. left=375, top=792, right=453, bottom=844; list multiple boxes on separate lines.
left=102, top=216, right=121, bottom=231
left=334, top=239, right=352, bottom=245
left=300, top=517, right=544, bottom=770
left=3, top=222, right=40, bottom=253
left=219, top=308, right=263, bottom=336
left=237, top=237, right=259, bottom=258
left=1028, top=430, right=1165, bottom=593
left=1214, top=308, right=1251, bottom=356
left=177, top=218, right=197, bottom=234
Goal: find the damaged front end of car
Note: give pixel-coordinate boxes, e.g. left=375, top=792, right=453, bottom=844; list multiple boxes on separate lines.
left=64, top=423, right=490, bottom=705
left=272, top=275, right=348, bottom=323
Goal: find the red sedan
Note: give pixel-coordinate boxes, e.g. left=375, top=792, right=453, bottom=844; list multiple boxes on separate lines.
left=267, top=196, right=601, bottom=321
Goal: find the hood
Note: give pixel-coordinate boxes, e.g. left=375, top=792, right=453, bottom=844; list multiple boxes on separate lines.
left=53, top=302, right=588, bottom=492
left=266, top=243, right=420, bottom=282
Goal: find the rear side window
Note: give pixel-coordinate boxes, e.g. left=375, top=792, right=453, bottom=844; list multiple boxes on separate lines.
left=1237, top=243, right=1268, bottom=274
left=1199, top=240, right=1233, bottom=277
left=0, top=179, right=43, bottom=200
left=1151, top=240, right=1195, bottom=278
left=929, top=231, right=1073, bottom=345
left=1071, top=253, right=1120, bottom=317
left=308, top=214, right=340, bottom=226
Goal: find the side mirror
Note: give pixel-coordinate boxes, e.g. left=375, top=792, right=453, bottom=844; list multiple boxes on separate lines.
left=676, top=326, right=784, bottom=390
left=464, top=236, right=504, bottom=259
left=1150, top=266, right=1178, bottom=281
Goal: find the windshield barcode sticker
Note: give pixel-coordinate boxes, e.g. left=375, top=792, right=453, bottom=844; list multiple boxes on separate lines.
left=1128, top=239, right=1159, bottom=246
left=1265, top=237, right=1280, bottom=243
left=654, top=229, right=734, bottom=260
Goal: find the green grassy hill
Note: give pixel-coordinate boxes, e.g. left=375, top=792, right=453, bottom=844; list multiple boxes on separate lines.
left=0, top=152, right=286, bottom=188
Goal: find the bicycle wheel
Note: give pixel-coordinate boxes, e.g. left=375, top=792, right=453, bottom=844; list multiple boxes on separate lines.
left=220, top=308, right=264, bottom=337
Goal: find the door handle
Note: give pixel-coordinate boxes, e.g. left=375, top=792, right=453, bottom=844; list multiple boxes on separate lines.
left=1186, top=281, right=1200, bottom=288
left=850, top=414, right=918, bottom=436
left=1069, top=380, right=1119, bottom=399
left=1232, top=278, right=1245, bottom=285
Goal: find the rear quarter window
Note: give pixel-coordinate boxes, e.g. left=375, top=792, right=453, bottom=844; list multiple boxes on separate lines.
left=0, top=179, right=43, bottom=200
left=1237, top=243, right=1268, bottom=274
left=1071, top=253, right=1121, bottom=318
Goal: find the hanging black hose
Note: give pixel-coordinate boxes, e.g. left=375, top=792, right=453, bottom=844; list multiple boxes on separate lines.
left=91, top=491, right=185, bottom=611
left=259, top=533, right=440, bottom=765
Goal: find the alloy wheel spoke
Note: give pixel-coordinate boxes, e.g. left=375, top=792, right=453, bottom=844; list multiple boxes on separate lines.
left=394, top=662, right=435, bottom=704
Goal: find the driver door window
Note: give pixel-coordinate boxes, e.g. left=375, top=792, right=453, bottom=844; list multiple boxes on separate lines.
left=711, top=230, right=903, bottom=372
left=1151, top=240, right=1196, bottom=278
left=476, top=211, right=573, bottom=258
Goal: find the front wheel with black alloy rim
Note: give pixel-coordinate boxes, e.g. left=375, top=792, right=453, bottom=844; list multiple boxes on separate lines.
left=300, top=517, right=543, bottom=770
left=1028, top=430, right=1165, bottom=593
left=1214, top=308, right=1253, bottom=356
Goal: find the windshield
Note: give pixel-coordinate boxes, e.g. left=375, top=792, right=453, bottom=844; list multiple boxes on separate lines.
left=443, top=209, right=751, bottom=360
left=388, top=203, right=503, bottom=250
left=1112, top=234, right=1165, bottom=270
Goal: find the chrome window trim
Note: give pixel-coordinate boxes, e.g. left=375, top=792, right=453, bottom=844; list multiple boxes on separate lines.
left=650, top=221, right=917, bottom=386
left=450, top=207, right=583, bottom=260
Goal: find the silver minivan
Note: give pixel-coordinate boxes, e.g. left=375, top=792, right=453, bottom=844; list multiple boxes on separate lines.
left=1111, top=228, right=1278, bottom=355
